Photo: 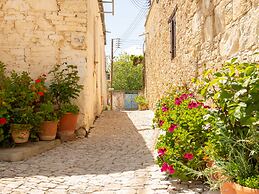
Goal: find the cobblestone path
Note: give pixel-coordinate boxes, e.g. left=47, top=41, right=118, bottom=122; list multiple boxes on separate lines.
left=0, top=111, right=218, bottom=194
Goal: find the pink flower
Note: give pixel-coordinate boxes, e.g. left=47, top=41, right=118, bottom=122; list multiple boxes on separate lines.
left=0, top=118, right=7, bottom=125
left=184, top=153, right=194, bottom=160
left=159, top=120, right=164, bottom=127
left=174, top=98, right=182, bottom=105
left=168, top=165, right=175, bottom=174
left=168, top=124, right=177, bottom=133
left=180, top=94, right=188, bottom=101
left=158, top=148, right=167, bottom=157
left=188, top=102, right=199, bottom=109
left=188, top=93, right=194, bottom=98
left=161, top=162, right=169, bottom=172
left=162, top=106, right=169, bottom=112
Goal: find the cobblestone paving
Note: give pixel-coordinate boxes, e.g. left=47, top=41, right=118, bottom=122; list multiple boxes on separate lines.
left=0, top=111, right=219, bottom=194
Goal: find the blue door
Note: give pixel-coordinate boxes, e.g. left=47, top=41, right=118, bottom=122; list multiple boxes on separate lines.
left=124, top=93, right=138, bottom=110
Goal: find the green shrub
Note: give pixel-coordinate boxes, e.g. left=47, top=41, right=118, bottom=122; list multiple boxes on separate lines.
left=197, top=59, right=259, bottom=187
left=135, top=95, right=148, bottom=106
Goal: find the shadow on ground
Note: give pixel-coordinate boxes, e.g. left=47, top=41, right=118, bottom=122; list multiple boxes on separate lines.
left=0, top=111, right=155, bottom=178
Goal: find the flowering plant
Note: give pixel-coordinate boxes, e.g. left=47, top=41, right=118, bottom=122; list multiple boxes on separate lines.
left=154, top=87, right=211, bottom=180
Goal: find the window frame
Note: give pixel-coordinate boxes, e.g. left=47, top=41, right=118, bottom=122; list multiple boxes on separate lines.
left=168, top=6, right=177, bottom=60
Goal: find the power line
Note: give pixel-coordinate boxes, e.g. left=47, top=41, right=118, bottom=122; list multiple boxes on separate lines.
left=129, top=0, right=151, bottom=9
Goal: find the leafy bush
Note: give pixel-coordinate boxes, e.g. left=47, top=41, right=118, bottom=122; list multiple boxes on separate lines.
left=39, top=102, right=58, bottom=121
left=49, top=63, right=83, bottom=108
left=154, top=87, right=211, bottom=180
left=197, top=59, right=259, bottom=187
left=60, top=103, right=80, bottom=115
left=135, top=95, right=148, bottom=106
left=237, top=175, right=259, bottom=189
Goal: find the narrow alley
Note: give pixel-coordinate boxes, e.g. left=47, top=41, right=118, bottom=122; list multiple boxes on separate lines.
left=0, top=111, right=213, bottom=194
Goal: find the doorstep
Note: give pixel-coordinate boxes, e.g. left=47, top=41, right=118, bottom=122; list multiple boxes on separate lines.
left=0, top=139, right=61, bottom=162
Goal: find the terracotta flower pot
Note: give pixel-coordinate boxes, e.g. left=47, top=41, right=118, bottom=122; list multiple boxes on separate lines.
left=234, top=183, right=259, bottom=194
left=11, top=124, right=31, bottom=144
left=139, top=104, right=148, bottom=111
left=58, top=113, right=79, bottom=137
left=39, top=121, right=58, bottom=141
left=221, top=182, right=236, bottom=194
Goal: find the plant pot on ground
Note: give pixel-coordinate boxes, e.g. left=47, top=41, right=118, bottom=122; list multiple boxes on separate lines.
left=135, top=95, right=148, bottom=110
left=58, top=103, right=79, bottom=138
left=10, top=107, right=36, bottom=144
left=48, top=63, right=83, bottom=139
left=10, top=124, right=32, bottom=144
left=38, top=102, right=59, bottom=141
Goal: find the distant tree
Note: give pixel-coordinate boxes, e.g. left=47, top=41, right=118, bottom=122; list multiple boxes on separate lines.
left=112, top=53, right=144, bottom=91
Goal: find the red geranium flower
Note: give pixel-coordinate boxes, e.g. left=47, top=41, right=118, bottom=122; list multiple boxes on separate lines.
left=37, top=92, right=44, bottom=96
left=162, top=106, right=169, bottom=112
left=159, top=120, right=164, bottom=127
left=161, top=162, right=169, bottom=172
left=184, top=153, right=194, bottom=160
left=0, top=118, right=7, bottom=125
left=174, top=97, right=182, bottom=105
left=35, top=79, right=41, bottom=83
left=168, top=165, right=175, bottom=174
left=188, top=102, right=199, bottom=109
left=168, top=124, right=177, bottom=133
left=158, top=148, right=167, bottom=157
left=180, top=94, right=188, bottom=101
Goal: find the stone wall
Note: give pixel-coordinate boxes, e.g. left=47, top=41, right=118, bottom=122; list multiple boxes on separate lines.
left=144, top=0, right=259, bottom=108
left=0, top=0, right=107, bottom=129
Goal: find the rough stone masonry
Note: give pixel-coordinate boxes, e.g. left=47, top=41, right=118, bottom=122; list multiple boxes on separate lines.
left=0, top=0, right=107, bottom=130
left=145, top=0, right=259, bottom=108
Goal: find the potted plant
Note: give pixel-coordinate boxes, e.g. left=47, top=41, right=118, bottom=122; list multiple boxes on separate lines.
left=10, top=107, right=34, bottom=143
left=135, top=95, right=149, bottom=110
left=58, top=103, right=80, bottom=137
left=4, top=71, right=39, bottom=144
left=49, top=63, right=83, bottom=137
left=38, top=102, right=59, bottom=141
left=197, top=59, right=259, bottom=193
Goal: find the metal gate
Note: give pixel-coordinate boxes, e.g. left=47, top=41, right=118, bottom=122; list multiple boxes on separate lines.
left=124, top=93, right=138, bottom=110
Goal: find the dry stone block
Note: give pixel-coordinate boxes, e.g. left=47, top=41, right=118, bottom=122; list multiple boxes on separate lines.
left=214, top=2, right=226, bottom=35
left=26, top=0, right=58, bottom=11
left=204, top=15, right=214, bottom=41
left=3, top=0, right=30, bottom=11
left=233, top=0, right=252, bottom=20
left=219, top=26, right=240, bottom=56
left=71, top=32, right=86, bottom=49
left=59, top=0, right=87, bottom=12
left=15, top=20, right=35, bottom=34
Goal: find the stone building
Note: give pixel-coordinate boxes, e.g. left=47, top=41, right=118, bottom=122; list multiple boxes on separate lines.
left=0, top=0, right=107, bottom=130
left=144, top=0, right=259, bottom=108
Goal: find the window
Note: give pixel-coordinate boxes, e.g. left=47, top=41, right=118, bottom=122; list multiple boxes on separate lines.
left=169, top=7, right=177, bottom=59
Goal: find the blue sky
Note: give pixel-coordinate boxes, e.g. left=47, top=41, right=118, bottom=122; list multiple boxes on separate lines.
left=104, top=1, right=148, bottom=57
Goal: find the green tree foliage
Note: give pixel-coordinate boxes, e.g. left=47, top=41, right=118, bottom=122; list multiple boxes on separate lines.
left=113, top=54, right=144, bottom=91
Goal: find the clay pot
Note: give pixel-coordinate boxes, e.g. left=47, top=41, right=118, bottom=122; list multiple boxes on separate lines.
left=234, top=183, right=259, bottom=194
left=58, top=113, right=79, bottom=137
left=11, top=124, right=31, bottom=144
left=39, top=121, right=58, bottom=141
left=138, top=104, right=148, bottom=111
left=221, top=182, right=236, bottom=194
